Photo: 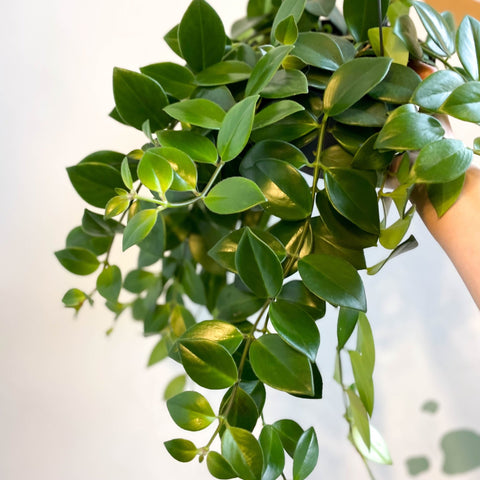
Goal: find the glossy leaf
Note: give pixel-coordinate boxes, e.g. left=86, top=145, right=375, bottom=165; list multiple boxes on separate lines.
left=214, top=284, right=264, bottom=321
left=122, top=209, right=158, bottom=251
left=140, top=62, right=195, bottom=99
left=167, top=391, right=216, bottom=431
left=96, top=265, right=122, bottom=301
left=242, top=140, right=308, bottom=169
left=324, top=57, right=392, bottom=116
left=456, top=16, right=480, bottom=81
left=292, top=32, right=344, bottom=71
left=249, top=334, right=314, bottom=396
left=367, top=234, right=418, bottom=275
left=162, top=147, right=197, bottom=191
left=298, top=254, right=367, bottom=311
left=368, top=27, right=409, bottom=66
left=260, top=69, right=308, bottom=99
left=178, top=0, right=226, bottom=72
left=269, top=300, right=320, bottom=362
left=55, top=247, right=100, bottom=276
left=157, top=130, right=217, bottom=164
left=164, top=438, right=198, bottom=463
left=220, top=387, right=259, bottom=431
left=138, top=213, right=166, bottom=267
left=440, top=82, right=480, bottom=123
left=278, top=281, right=326, bottom=320
left=427, top=174, right=466, bottom=218
left=163, top=98, right=226, bottom=129
left=245, top=45, right=293, bottom=96
left=344, top=0, right=389, bottom=42
left=112, top=68, right=170, bottom=131
left=251, top=111, right=317, bottom=143
left=333, top=97, right=388, bottom=128
left=196, top=61, right=253, bottom=86
left=194, top=85, right=236, bottom=111
left=413, top=139, right=472, bottom=184
left=218, top=95, right=259, bottom=162
left=411, top=70, right=465, bottom=112
left=293, top=427, right=319, bottom=480
left=204, top=178, right=266, bottom=214
left=120, top=157, right=133, bottom=190
left=207, top=451, right=237, bottom=479
left=164, top=24, right=182, bottom=57
left=337, top=307, right=359, bottom=350
left=222, top=427, right=264, bottom=480
left=66, top=226, right=112, bottom=256
left=380, top=206, right=414, bottom=250
left=259, top=426, right=285, bottom=480
left=271, top=0, right=306, bottom=43
left=137, top=148, right=174, bottom=194
left=275, top=15, right=298, bottom=45
left=178, top=339, right=237, bottom=389
left=253, top=100, right=304, bottom=130
left=272, top=419, right=304, bottom=458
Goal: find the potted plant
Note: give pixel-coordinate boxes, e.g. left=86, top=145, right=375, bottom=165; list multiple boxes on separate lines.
left=55, top=0, right=480, bottom=478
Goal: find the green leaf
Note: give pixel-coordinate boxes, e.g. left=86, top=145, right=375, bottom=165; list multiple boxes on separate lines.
left=112, top=68, right=170, bottom=131
left=375, top=110, right=444, bottom=150
left=196, top=61, right=253, bottom=86
left=218, top=95, right=259, bottom=162
left=181, top=320, right=244, bottom=354
left=120, top=157, right=133, bottom=190
left=105, top=195, right=129, bottom=220
left=193, top=85, right=236, bottom=111
left=349, top=350, right=374, bottom=416
left=66, top=226, right=112, bottom=256
left=220, top=388, right=259, bottom=431
left=204, top=178, right=266, bottom=214
left=368, top=27, right=409, bottom=65
left=178, top=0, right=226, bottom=72
left=411, top=70, right=465, bottom=112
left=124, top=269, right=156, bottom=293
left=427, top=174, right=466, bottom=218
left=337, top=307, right=359, bottom=350
left=251, top=111, right=317, bottom=143
left=393, top=15, right=423, bottom=59
left=324, top=57, right=392, bottom=116
left=293, top=427, right=319, bottom=480
left=221, top=427, right=264, bottom=480
left=456, top=16, right=480, bottom=81
left=259, top=426, right=285, bottom=480
left=180, top=261, right=207, bottom=305
left=147, top=336, right=169, bottom=366
left=351, top=424, right=392, bottom=465
left=157, top=130, right=217, bottom=164
left=140, top=62, right=195, bottom=99
left=324, top=169, right=379, bottom=235
left=292, top=32, right=344, bottom=70
left=164, top=98, right=226, bottom=129
left=279, top=281, right=326, bottom=320
left=62, top=288, right=89, bottom=310
left=164, top=438, right=198, bottom=462
left=167, top=391, right=216, bottom=431
left=138, top=213, right=166, bottom=266
left=413, top=1, right=454, bottom=56
left=413, top=139, right=472, bottom=184
left=367, top=234, right=418, bottom=275
left=207, top=451, right=237, bottom=479
left=164, top=24, right=182, bottom=57
left=245, top=45, right=293, bottom=96
left=96, top=265, right=122, bottom=302
left=298, top=254, right=367, bottom=311
left=242, top=140, right=308, bottom=169
left=272, top=419, right=304, bottom=458
left=380, top=206, right=414, bottom=250
left=272, top=0, right=306, bottom=43
left=275, top=15, right=298, bottom=45
left=178, top=339, right=238, bottom=389
left=440, top=82, right=480, bottom=123
left=333, top=97, right=388, bottom=128
left=269, top=300, right=319, bottom=362
left=343, top=0, right=389, bottom=42
left=137, top=148, right=174, bottom=194
left=55, top=247, right=100, bottom=276
left=305, top=0, right=335, bottom=16
left=249, top=334, right=314, bottom=396
left=253, top=101, right=304, bottom=130
left=82, top=209, right=121, bottom=238
left=67, top=162, right=123, bottom=209
left=214, top=284, right=264, bottom=321
left=357, top=312, right=375, bottom=369
left=122, top=209, right=158, bottom=251
left=260, top=69, right=309, bottom=99
left=162, top=147, right=198, bottom=191
left=236, top=228, right=284, bottom=298
left=163, top=374, right=187, bottom=400
left=347, top=389, right=370, bottom=447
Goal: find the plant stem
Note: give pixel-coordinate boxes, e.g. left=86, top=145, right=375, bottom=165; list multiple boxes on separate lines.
left=422, top=46, right=465, bottom=79
left=377, top=0, right=384, bottom=56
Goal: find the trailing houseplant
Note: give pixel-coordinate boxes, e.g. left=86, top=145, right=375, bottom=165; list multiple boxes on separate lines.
left=55, top=0, right=480, bottom=478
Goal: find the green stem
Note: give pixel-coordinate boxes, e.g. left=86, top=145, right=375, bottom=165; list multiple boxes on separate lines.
left=422, top=46, right=465, bottom=79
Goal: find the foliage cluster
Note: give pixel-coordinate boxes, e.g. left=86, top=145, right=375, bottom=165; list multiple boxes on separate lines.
left=56, top=0, right=480, bottom=478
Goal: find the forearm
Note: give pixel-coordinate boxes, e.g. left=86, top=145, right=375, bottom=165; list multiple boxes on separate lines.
left=411, top=165, right=480, bottom=309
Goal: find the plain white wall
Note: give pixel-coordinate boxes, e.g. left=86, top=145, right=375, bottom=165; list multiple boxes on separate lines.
left=1, top=1, right=479, bottom=479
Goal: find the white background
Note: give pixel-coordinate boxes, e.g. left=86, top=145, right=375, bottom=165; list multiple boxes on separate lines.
left=1, top=1, right=479, bottom=479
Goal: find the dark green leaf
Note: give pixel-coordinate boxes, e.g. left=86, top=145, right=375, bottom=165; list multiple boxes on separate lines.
left=456, top=16, right=480, bottom=81
left=140, top=62, right=195, bottom=99
left=269, top=300, right=319, bottom=361
left=164, top=24, right=182, bottom=57
left=272, top=419, right=303, bottom=458
left=193, top=85, right=236, bottom=111
left=204, top=178, right=266, bottom=214
left=112, top=68, right=170, bottom=131
left=427, top=174, right=466, bottom=218
left=245, top=45, right=293, bottom=96
left=221, top=427, right=264, bottom=480
left=393, top=15, right=423, bottom=59
left=413, top=139, right=472, bottom=183
left=218, top=95, right=259, bottom=162
left=164, top=438, right=198, bottom=462
left=253, top=100, right=304, bottom=130
left=138, top=213, right=165, bottom=267
left=207, top=451, right=237, bottom=479
left=96, top=265, right=122, bottom=301
left=305, top=0, right=335, bottom=16
left=66, top=226, right=112, bottom=256
left=180, top=260, right=206, bottom=305
left=249, top=334, right=314, bottom=395
left=82, top=209, right=121, bottom=237
left=278, top=281, right=326, bottom=319
left=343, top=0, right=389, bottom=42
left=324, top=57, right=392, bottom=116
left=298, top=253, right=367, bottom=310
left=272, top=0, right=306, bottom=43
left=333, top=97, right=388, bottom=128
left=55, top=247, right=100, bottom=276
left=124, top=269, right=156, bottom=293
left=167, top=391, right=216, bottom=431
left=214, top=284, right=264, bottom=321
left=157, top=130, right=217, bottom=164
left=163, top=98, right=226, bottom=129
left=196, top=61, right=252, bottom=86
left=367, top=234, right=418, bottom=275
left=178, top=339, right=237, bottom=389
left=259, top=425, right=285, bottom=480
left=275, top=15, right=298, bottom=45
left=242, top=140, right=308, bottom=169
left=337, top=307, right=359, bottom=350
left=236, top=228, right=284, bottom=298
left=122, top=209, right=158, bottom=251
left=292, top=32, right=344, bottom=70
left=164, top=374, right=187, bottom=400
left=178, top=0, right=226, bottom=72
left=351, top=133, right=394, bottom=170
left=293, top=427, right=319, bottom=480
left=260, top=69, right=309, bottom=98
left=440, top=82, right=480, bottom=123
left=220, top=388, right=259, bottom=431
